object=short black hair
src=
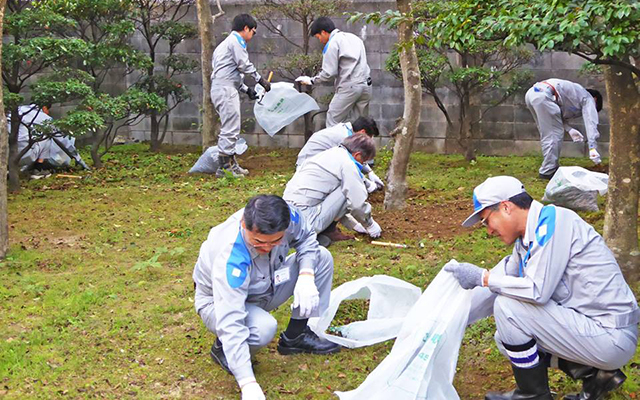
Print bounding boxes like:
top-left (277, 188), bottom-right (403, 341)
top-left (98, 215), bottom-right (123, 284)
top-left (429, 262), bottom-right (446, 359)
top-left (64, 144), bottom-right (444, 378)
top-left (352, 117), bottom-right (379, 137)
top-left (586, 88), bottom-right (603, 112)
top-left (508, 192), bottom-right (534, 210)
top-left (487, 192), bottom-right (533, 211)
top-left (341, 133), bottom-right (376, 162)
top-left (232, 14), bottom-right (257, 32)
top-left (243, 195), bottom-right (290, 234)
top-left (309, 17), bottom-right (335, 36)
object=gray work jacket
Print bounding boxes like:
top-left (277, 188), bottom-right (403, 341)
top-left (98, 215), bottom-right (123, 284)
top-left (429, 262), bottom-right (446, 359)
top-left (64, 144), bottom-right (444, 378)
top-left (211, 31), bottom-right (261, 92)
top-left (312, 29), bottom-right (371, 90)
top-left (192, 206), bottom-right (318, 383)
top-left (284, 146), bottom-right (372, 225)
top-left (488, 200), bottom-right (640, 329)
top-left (532, 79), bottom-right (600, 149)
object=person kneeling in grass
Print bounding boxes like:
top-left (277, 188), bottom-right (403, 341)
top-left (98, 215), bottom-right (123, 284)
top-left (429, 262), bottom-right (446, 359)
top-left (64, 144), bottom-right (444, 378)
top-left (448, 176), bottom-right (638, 400)
top-left (193, 194), bottom-right (340, 400)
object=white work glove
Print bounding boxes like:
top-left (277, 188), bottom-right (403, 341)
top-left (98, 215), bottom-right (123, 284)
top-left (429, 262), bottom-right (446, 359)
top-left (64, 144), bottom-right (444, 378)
top-left (364, 178), bottom-right (377, 193)
top-left (365, 219), bottom-right (382, 238)
top-left (368, 171), bottom-right (384, 190)
top-left (295, 75), bottom-right (313, 86)
top-left (568, 128), bottom-right (584, 142)
top-left (292, 273), bottom-right (319, 318)
top-left (589, 148), bottom-right (601, 164)
top-left (240, 381), bottom-right (266, 400)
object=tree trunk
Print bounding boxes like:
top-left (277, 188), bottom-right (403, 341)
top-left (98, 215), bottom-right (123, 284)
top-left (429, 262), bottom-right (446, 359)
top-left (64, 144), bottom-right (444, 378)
top-left (0, 0), bottom-right (9, 258)
top-left (459, 92), bottom-right (476, 161)
top-left (383, 0), bottom-right (422, 210)
top-left (149, 112), bottom-right (160, 152)
top-left (8, 109), bottom-right (21, 192)
top-left (91, 131), bottom-right (104, 168)
top-left (196, 0), bottom-right (219, 150)
top-left (602, 65), bottom-right (640, 280)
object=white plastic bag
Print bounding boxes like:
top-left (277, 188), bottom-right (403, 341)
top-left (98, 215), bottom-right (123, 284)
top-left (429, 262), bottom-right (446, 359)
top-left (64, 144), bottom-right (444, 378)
top-left (308, 275), bottom-right (421, 348)
top-left (188, 139), bottom-right (248, 174)
top-left (542, 166), bottom-right (608, 211)
top-left (335, 261), bottom-right (472, 400)
top-left (253, 82), bottom-right (319, 137)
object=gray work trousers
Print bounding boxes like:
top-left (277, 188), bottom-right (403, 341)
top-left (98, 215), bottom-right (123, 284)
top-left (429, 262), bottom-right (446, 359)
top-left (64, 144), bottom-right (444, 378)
top-left (211, 86), bottom-right (241, 156)
top-left (468, 285), bottom-right (638, 371)
top-left (525, 86), bottom-right (565, 176)
top-left (197, 246), bottom-right (334, 352)
top-left (296, 188), bottom-right (350, 234)
top-left (326, 83), bottom-right (372, 128)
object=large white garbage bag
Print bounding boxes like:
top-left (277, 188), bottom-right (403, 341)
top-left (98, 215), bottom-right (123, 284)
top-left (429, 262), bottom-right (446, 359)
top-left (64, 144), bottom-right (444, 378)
top-left (253, 82), bottom-right (319, 136)
top-left (335, 260), bottom-right (472, 400)
top-left (308, 275), bottom-right (422, 348)
top-left (542, 166), bottom-right (608, 211)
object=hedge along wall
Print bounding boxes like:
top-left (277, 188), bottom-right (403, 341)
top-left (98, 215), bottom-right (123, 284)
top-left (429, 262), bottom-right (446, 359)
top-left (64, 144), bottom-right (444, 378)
top-left (125, 0), bottom-right (610, 158)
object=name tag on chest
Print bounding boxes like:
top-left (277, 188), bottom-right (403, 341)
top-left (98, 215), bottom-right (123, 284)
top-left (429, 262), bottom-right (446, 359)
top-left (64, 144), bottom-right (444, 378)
top-left (273, 267), bottom-right (290, 286)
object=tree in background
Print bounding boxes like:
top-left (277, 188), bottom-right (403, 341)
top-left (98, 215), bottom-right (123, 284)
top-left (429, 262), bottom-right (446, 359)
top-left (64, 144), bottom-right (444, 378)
top-left (2, 0), bottom-right (93, 191)
top-left (195, 0), bottom-right (223, 150)
top-left (481, 0), bottom-right (639, 278)
top-left (0, 0), bottom-right (8, 258)
top-left (132, 0), bottom-right (198, 152)
top-left (384, 0), bottom-right (532, 162)
top-left (44, 0), bottom-right (165, 167)
top-left (352, 0), bottom-right (422, 210)
top-left (253, 0), bottom-right (346, 142)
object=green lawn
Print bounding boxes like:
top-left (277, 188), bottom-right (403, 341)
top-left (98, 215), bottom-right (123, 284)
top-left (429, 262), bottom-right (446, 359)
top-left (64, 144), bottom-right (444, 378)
top-left (1, 144), bottom-right (638, 399)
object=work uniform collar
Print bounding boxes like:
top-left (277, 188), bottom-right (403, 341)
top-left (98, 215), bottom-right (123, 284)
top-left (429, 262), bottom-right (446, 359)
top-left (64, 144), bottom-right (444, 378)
top-left (240, 226), bottom-right (263, 260)
top-left (323, 29), bottom-right (339, 54)
top-left (231, 31), bottom-right (247, 49)
top-left (339, 144), bottom-right (365, 176)
top-left (521, 200), bottom-right (544, 247)
top-left (344, 122), bottom-right (354, 136)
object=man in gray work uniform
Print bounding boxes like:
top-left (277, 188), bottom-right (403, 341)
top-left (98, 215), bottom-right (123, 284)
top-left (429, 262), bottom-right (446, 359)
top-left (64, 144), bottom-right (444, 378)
top-left (211, 14), bottom-right (271, 178)
top-left (525, 79), bottom-right (604, 179)
top-left (284, 134), bottom-right (382, 247)
top-left (296, 116), bottom-right (384, 193)
top-left (446, 176), bottom-right (639, 400)
top-left (193, 195), bottom-right (340, 400)
top-left (296, 17), bottom-right (371, 127)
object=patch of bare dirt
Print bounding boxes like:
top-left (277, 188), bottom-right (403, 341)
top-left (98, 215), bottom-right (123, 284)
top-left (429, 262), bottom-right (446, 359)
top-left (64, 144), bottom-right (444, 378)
top-left (237, 148), bottom-right (299, 176)
top-left (455, 365), bottom-right (514, 399)
top-left (368, 189), bottom-right (472, 240)
top-left (586, 163), bottom-right (608, 174)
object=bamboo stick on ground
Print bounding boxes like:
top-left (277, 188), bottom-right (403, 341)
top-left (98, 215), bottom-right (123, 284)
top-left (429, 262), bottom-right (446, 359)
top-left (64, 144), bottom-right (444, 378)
top-left (371, 241), bottom-right (407, 248)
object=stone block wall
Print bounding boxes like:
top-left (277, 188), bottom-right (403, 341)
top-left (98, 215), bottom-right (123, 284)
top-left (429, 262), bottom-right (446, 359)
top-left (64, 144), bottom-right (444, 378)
top-left (125, 0), bottom-right (610, 158)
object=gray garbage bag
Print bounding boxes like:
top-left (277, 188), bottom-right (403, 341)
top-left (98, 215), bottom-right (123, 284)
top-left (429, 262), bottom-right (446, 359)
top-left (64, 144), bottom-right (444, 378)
top-left (188, 138), bottom-right (248, 174)
top-left (542, 166), bottom-right (608, 212)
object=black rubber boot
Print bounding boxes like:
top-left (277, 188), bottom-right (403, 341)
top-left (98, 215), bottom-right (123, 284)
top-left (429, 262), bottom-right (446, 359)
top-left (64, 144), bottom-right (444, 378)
top-left (485, 363), bottom-right (554, 400)
top-left (558, 359), bottom-right (626, 400)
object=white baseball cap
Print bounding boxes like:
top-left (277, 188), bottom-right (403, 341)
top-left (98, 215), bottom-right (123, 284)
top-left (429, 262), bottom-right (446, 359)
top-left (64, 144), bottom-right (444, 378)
top-left (462, 176), bottom-right (526, 227)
